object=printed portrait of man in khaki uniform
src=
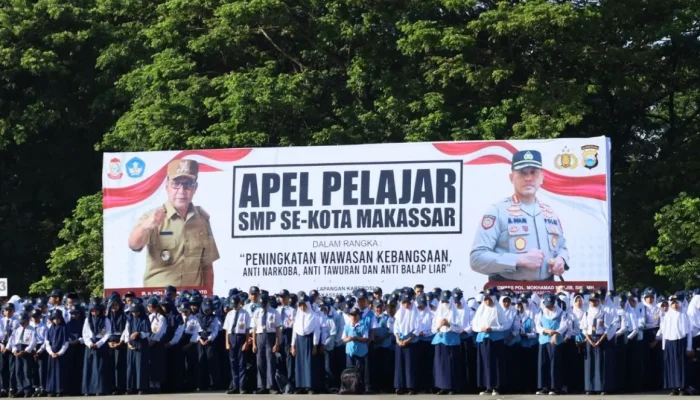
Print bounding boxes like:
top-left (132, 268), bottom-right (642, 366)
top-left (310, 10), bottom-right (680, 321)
top-left (128, 159), bottom-right (220, 288)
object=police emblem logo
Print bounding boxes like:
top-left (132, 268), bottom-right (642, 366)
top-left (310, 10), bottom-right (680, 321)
top-left (554, 147), bottom-right (578, 170)
top-left (161, 250), bottom-right (171, 261)
top-left (509, 226), bottom-right (519, 233)
top-left (514, 237), bottom-right (526, 251)
top-left (524, 151), bottom-right (534, 160)
top-left (546, 225), bottom-right (558, 234)
top-left (481, 215), bottom-right (496, 230)
top-left (581, 144), bottom-right (600, 169)
top-left (551, 236), bottom-right (558, 248)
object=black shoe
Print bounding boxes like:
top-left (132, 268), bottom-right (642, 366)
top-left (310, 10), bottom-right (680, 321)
top-left (396, 389), bottom-right (405, 395)
top-left (239, 391), bottom-right (248, 395)
top-left (226, 389), bottom-right (238, 394)
top-left (254, 389), bottom-right (268, 395)
top-left (408, 391), bottom-right (416, 395)
top-left (24, 393), bottom-right (32, 398)
top-left (294, 389), bottom-right (305, 395)
top-left (365, 390), bottom-right (375, 395)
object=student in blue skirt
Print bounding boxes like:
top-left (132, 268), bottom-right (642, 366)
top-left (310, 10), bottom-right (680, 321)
top-left (413, 294), bottom-right (433, 393)
top-left (341, 304), bottom-right (369, 393)
top-left (65, 305), bottom-right (85, 396)
top-left (471, 288), bottom-right (507, 396)
top-left (122, 302), bottom-right (151, 395)
top-left (580, 291), bottom-right (615, 395)
top-left (81, 299), bottom-right (113, 396)
top-left (431, 290), bottom-right (463, 395)
top-left (516, 296), bottom-right (538, 393)
top-left (146, 298), bottom-right (166, 393)
top-left (290, 292), bottom-right (320, 394)
top-left (45, 310), bottom-right (69, 397)
top-left (658, 295), bottom-right (694, 395)
top-left (106, 296), bottom-right (127, 395)
top-left (393, 293), bottom-right (418, 395)
top-left (535, 293), bottom-right (566, 395)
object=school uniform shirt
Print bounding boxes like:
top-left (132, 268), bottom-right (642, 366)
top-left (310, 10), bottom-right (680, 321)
top-left (342, 321), bottom-right (369, 357)
top-left (0, 316), bottom-right (19, 351)
top-left (10, 324), bottom-right (37, 353)
top-left (500, 301), bottom-right (521, 338)
top-left (687, 295), bottom-right (700, 338)
top-left (414, 308), bottom-right (433, 339)
top-left (82, 317), bottom-right (112, 348)
top-left (251, 306), bottom-right (282, 334)
top-left (194, 315), bottom-right (221, 341)
top-left (394, 305), bottom-right (419, 340)
top-left (182, 314), bottom-right (200, 342)
top-left (657, 308), bottom-right (693, 351)
top-left (223, 308), bottom-right (251, 334)
top-left (149, 314), bottom-right (167, 342)
top-left (535, 307), bottom-right (568, 344)
top-left (360, 307), bottom-right (378, 330)
top-left (642, 301), bottom-right (662, 330)
top-left (579, 306), bottom-right (615, 339)
top-left (277, 304), bottom-right (296, 330)
top-left (320, 313), bottom-right (337, 351)
top-left (620, 304), bottom-right (639, 340)
top-left (456, 304), bottom-right (473, 336)
top-left (332, 309), bottom-right (345, 345)
top-left (32, 320), bottom-right (49, 354)
top-left (290, 308), bottom-right (320, 346)
top-left (471, 297), bottom-right (508, 342)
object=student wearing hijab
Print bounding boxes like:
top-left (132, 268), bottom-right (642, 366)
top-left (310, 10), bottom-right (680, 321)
top-left (145, 298), bottom-right (166, 393)
top-left (454, 290), bottom-right (474, 393)
top-left (580, 291), bottom-right (615, 395)
top-left (158, 297), bottom-right (184, 393)
top-left (290, 292), bottom-right (320, 394)
top-left (431, 290), bottom-right (462, 395)
top-left (613, 294), bottom-right (636, 392)
top-left (498, 292), bottom-right (520, 394)
top-left (471, 288), bottom-right (507, 396)
top-left (107, 296), bottom-right (127, 395)
top-left (195, 298), bottom-right (221, 391)
top-left (66, 305), bottom-right (85, 396)
top-left (121, 302), bottom-right (151, 395)
top-left (687, 292), bottom-right (700, 394)
top-left (516, 296), bottom-right (538, 394)
top-left (81, 299), bottom-right (113, 396)
top-left (393, 293), bottom-right (418, 395)
top-left (45, 310), bottom-right (69, 397)
top-left (413, 294), bottom-right (433, 393)
top-left (658, 295), bottom-right (694, 395)
top-left (535, 293), bottom-right (566, 395)
top-left (623, 291), bottom-right (645, 393)
top-left (641, 287), bottom-right (664, 391)
top-left (318, 299), bottom-right (338, 394)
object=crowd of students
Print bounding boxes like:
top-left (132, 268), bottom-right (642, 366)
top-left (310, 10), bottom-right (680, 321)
top-left (0, 284), bottom-right (696, 397)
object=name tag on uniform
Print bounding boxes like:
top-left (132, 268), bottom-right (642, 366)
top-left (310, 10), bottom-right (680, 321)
top-left (159, 231), bottom-right (173, 236)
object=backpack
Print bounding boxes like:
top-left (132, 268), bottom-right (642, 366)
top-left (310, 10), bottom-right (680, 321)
top-left (339, 367), bottom-right (363, 395)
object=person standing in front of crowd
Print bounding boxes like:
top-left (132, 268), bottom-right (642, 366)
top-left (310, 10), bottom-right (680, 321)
top-left (224, 296), bottom-right (249, 395)
top-left (535, 293), bottom-right (566, 395)
top-left (122, 302), bottom-right (151, 395)
top-left (472, 288), bottom-right (507, 396)
top-left (393, 293), bottom-right (418, 395)
top-left (81, 299), bottom-right (113, 396)
top-left (1, 303), bottom-right (19, 398)
top-left (290, 293), bottom-right (319, 394)
top-left (45, 310), bottom-right (69, 397)
top-left (658, 295), bottom-right (694, 395)
top-left (11, 313), bottom-right (37, 397)
top-left (431, 290), bottom-right (463, 395)
top-left (31, 309), bottom-right (48, 397)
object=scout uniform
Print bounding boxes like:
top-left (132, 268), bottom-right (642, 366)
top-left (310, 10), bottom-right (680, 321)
top-left (132, 159), bottom-right (220, 287)
top-left (470, 150), bottom-right (570, 281)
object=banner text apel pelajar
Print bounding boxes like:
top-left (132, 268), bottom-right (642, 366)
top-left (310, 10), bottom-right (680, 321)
top-left (232, 160), bottom-right (464, 238)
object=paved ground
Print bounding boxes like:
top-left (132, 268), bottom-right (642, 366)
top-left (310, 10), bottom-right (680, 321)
top-left (59, 393), bottom-right (676, 399)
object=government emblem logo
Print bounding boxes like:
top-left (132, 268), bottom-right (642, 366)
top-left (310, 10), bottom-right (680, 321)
top-left (107, 158), bottom-right (123, 180)
top-left (126, 157), bottom-right (146, 178)
top-left (514, 237), bottom-right (526, 251)
top-left (581, 144), bottom-right (600, 169)
top-left (554, 147), bottom-right (578, 170)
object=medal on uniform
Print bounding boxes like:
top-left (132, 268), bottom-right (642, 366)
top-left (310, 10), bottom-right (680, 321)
top-left (550, 236), bottom-right (558, 248)
top-left (509, 226), bottom-right (519, 233)
top-left (238, 323), bottom-right (245, 330)
top-left (514, 237), bottom-right (526, 251)
top-left (161, 250), bottom-right (171, 261)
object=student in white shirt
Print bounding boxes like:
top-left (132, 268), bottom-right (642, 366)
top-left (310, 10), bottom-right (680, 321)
top-left (81, 300), bottom-right (112, 395)
top-left (11, 313), bottom-right (37, 396)
top-left (251, 293), bottom-right (282, 394)
top-left (224, 296), bottom-right (250, 395)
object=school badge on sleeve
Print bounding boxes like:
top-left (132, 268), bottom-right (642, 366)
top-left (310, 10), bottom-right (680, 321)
top-left (161, 250), bottom-right (171, 261)
top-left (481, 215), bottom-right (496, 230)
top-left (514, 237), bottom-right (526, 251)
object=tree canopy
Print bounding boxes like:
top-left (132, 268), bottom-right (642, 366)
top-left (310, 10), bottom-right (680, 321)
top-left (0, 0), bottom-right (698, 297)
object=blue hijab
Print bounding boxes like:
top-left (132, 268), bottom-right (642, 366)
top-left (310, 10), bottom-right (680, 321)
top-left (48, 319), bottom-right (67, 353)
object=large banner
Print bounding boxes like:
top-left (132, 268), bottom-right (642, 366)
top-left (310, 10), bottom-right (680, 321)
top-left (102, 138), bottom-right (611, 298)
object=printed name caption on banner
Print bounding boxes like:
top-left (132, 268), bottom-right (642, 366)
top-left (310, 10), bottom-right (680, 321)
top-left (239, 249), bottom-right (452, 277)
top-left (232, 161), bottom-right (463, 238)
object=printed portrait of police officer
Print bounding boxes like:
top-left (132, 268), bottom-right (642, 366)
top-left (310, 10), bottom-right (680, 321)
top-left (128, 159), bottom-right (220, 288)
top-left (470, 150), bottom-right (569, 281)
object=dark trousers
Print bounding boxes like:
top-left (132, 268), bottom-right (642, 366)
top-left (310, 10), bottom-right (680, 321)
top-left (0, 349), bottom-right (15, 392)
top-left (323, 347), bottom-right (336, 391)
top-left (14, 351), bottom-right (35, 393)
top-left (538, 343), bottom-right (563, 391)
top-left (228, 334), bottom-right (245, 391)
top-left (255, 333), bottom-right (276, 390)
top-left (277, 329), bottom-right (293, 392)
top-left (197, 339), bottom-right (219, 390)
top-left (34, 351), bottom-right (47, 391)
top-left (345, 355), bottom-right (366, 393)
top-left (108, 343), bottom-right (127, 393)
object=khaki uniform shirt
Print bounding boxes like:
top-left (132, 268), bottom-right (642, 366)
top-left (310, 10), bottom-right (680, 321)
top-left (470, 194), bottom-right (569, 281)
top-left (137, 202), bottom-right (220, 287)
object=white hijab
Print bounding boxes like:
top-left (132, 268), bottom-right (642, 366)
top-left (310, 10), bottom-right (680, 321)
top-left (686, 295), bottom-right (700, 333)
top-left (471, 295), bottom-right (507, 331)
top-left (571, 295), bottom-right (585, 321)
top-left (661, 304), bottom-right (691, 348)
top-left (293, 304), bottom-right (318, 336)
top-left (394, 302), bottom-right (419, 336)
top-left (434, 299), bottom-right (460, 330)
